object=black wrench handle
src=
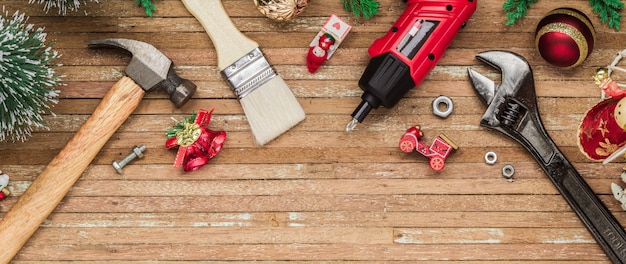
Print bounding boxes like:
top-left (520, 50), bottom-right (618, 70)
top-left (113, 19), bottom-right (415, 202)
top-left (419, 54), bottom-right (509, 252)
top-left (501, 115), bottom-right (626, 263)
top-left (545, 151), bottom-right (626, 263)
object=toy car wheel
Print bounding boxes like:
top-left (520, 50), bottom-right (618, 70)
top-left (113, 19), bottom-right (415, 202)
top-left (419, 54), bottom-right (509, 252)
top-left (399, 136), bottom-right (416, 153)
top-left (429, 157), bottom-right (445, 171)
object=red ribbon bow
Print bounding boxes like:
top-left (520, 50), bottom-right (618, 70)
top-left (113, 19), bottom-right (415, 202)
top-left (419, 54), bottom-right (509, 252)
top-left (165, 109), bottom-right (226, 172)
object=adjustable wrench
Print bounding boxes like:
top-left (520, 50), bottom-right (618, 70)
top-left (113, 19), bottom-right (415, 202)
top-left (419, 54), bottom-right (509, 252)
top-left (468, 50), bottom-right (626, 263)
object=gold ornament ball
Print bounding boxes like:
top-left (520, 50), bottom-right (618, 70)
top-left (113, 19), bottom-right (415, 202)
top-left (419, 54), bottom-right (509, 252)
top-left (254, 0), bottom-right (308, 21)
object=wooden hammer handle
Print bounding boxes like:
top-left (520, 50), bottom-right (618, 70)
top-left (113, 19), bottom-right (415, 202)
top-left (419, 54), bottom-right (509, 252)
top-left (0, 76), bottom-right (145, 262)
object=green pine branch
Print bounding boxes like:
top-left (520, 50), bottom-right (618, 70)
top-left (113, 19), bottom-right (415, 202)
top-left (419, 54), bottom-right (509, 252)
top-left (137, 0), bottom-right (157, 17)
top-left (503, 0), bottom-right (624, 30)
top-left (342, 0), bottom-right (379, 19)
top-left (590, 0), bottom-right (624, 30)
top-left (502, 0), bottom-right (538, 26)
top-left (166, 113), bottom-right (197, 138)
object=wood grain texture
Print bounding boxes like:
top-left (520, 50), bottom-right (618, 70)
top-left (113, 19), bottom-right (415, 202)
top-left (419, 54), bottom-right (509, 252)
top-left (0, 0), bottom-right (625, 262)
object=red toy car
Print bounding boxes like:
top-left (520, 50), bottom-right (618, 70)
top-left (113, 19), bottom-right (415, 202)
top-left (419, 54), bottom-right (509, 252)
top-left (399, 125), bottom-right (458, 171)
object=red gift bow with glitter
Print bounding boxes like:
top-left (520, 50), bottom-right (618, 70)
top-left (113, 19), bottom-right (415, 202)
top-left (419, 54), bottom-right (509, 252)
top-left (165, 109), bottom-right (226, 171)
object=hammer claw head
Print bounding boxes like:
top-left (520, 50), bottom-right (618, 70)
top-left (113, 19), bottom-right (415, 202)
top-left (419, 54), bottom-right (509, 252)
top-left (88, 38), bottom-right (196, 108)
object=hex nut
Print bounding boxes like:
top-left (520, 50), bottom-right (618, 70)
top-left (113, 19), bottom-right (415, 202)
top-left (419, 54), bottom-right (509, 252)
top-left (502, 164), bottom-right (515, 179)
top-left (432, 96), bottom-right (454, 118)
top-left (484, 151), bottom-right (497, 165)
top-left (132, 146), bottom-right (145, 159)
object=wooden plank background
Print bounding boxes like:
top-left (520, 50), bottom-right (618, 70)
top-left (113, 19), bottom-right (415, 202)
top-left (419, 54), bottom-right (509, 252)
top-left (0, 0), bottom-right (625, 262)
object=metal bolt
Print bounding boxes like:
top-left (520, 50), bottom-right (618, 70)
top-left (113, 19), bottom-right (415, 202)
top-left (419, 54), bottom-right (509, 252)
top-left (112, 145), bottom-right (147, 174)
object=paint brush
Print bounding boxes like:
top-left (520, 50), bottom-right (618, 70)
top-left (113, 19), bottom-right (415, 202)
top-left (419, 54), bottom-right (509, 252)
top-left (182, 0), bottom-right (305, 145)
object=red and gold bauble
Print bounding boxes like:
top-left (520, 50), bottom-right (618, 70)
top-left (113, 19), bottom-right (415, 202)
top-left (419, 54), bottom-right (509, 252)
top-left (535, 8), bottom-right (596, 68)
top-left (578, 97), bottom-right (626, 160)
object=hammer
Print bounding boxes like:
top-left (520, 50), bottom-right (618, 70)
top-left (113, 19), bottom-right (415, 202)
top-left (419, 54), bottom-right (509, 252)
top-left (0, 38), bottom-right (196, 262)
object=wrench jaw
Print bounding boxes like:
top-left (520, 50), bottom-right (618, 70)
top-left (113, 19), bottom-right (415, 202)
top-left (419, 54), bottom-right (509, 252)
top-left (468, 51), bottom-right (556, 164)
top-left (467, 66), bottom-right (534, 133)
top-left (469, 50), bottom-right (537, 111)
top-left (467, 68), bottom-right (495, 105)
top-left (467, 67), bottom-right (501, 128)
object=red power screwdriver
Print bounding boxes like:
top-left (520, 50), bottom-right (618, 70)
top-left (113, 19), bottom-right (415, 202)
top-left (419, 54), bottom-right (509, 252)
top-left (346, 0), bottom-right (477, 131)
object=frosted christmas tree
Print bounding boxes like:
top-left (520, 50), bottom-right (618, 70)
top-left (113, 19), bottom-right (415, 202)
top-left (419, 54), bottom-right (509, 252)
top-left (29, 0), bottom-right (157, 16)
top-left (28, 0), bottom-right (93, 15)
top-left (0, 10), bottom-right (62, 142)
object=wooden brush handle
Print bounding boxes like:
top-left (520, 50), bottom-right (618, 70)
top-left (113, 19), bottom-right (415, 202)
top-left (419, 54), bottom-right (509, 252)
top-left (181, 0), bottom-right (258, 70)
top-left (0, 76), bottom-right (145, 262)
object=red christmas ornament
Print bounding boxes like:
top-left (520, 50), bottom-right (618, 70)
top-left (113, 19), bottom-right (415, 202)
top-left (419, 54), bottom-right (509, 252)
top-left (535, 8), bottom-right (596, 68)
top-left (578, 96), bottom-right (626, 160)
top-left (165, 109), bottom-right (226, 172)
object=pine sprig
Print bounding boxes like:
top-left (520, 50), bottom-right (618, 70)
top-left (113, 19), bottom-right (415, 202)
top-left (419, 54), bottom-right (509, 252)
top-left (166, 112), bottom-right (197, 139)
top-left (502, 0), bottom-right (538, 26)
top-left (137, 0), bottom-right (157, 17)
top-left (503, 0), bottom-right (624, 30)
top-left (0, 10), bottom-right (62, 142)
top-left (590, 0), bottom-right (624, 30)
top-left (342, 0), bottom-right (379, 19)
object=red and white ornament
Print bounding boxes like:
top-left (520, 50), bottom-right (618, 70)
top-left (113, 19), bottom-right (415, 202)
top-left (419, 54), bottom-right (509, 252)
top-left (0, 170), bottom-right (10, 200)
top-left (579, 50), bottom-right (626, 163)
top-left (307, 33), bottom-right (335, 73)
top-left (535, 8), bottom-right (596, 68)
top-left (578, 96), bottom-right (626, 160)
top-left (306, 14), bottom-right (351, 73)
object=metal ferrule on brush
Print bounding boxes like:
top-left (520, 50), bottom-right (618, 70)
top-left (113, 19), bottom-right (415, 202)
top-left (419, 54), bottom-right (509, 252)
top-left (221, 48), bottom-right (277, 99)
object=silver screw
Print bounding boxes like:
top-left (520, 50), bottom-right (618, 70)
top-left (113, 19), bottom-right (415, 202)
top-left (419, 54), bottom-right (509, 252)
top-left (112, 145), bottom-right (147, 174)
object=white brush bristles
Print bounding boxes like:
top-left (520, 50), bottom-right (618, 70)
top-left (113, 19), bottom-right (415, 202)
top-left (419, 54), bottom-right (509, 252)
top-left (239, 76), bottom-right (305, 145)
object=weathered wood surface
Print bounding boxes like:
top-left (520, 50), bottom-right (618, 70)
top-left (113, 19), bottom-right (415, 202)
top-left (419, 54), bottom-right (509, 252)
top-left (0, 0), bottom-right (625, 262)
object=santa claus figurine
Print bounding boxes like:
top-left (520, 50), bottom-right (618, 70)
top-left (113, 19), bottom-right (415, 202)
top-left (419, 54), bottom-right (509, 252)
top-left (307, 33), bottom-right (335, 73)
